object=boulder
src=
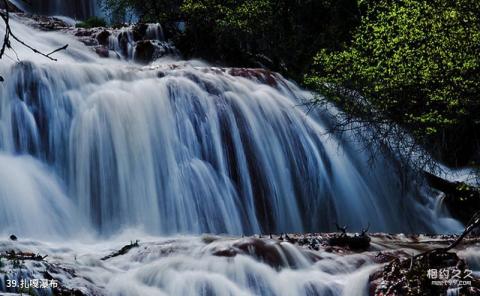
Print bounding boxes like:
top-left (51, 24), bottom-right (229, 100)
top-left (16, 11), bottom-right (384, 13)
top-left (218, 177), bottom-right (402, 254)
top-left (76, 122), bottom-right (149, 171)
top-left (117, 31), bottom-right (130, 57)
top-left (132, 23), bottom-right (148, 41)
top-left (95, 46), bottom-right (109, 58)
top-left (96, 30), bottom-right (111, 46)
top-left (134, 40), bottom-right (155, 64)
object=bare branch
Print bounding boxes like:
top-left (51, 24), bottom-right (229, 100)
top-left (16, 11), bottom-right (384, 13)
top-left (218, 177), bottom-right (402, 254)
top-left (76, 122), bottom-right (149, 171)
top-left (334, 222), bottom-right (348, 236)
top-left (360, 222), bottom-right (370, 236)
top-left (0, 0), bottom-right (68, 79)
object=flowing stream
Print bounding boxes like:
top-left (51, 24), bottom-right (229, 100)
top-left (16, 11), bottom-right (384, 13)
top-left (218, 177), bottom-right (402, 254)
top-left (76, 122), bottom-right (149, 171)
top-left (0, 7), bottom-right (464, 296)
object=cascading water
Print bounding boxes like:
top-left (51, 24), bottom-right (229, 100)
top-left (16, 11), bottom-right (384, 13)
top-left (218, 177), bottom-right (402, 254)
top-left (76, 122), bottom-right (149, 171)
top-left (0, 11), bottom-right (465, 296)
top-left (12, 0), bottom-right (99, 19)
top-left (0, 13), bottom-right (460, 238)
top-left (105, 23), bottom-right (177, 62)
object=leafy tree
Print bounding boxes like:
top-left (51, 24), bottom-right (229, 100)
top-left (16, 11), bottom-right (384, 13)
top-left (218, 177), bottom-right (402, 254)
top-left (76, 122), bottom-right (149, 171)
top-left (76, 16), bottom-right (107, 28)
top-left (101, 0), bottom-right (183, 23)
top-left (179, 0), bottom-right (359, 80)
top-left (306, 0), bottom-right (480, 167)
top-left (101, 0), bottom-right (360, 80)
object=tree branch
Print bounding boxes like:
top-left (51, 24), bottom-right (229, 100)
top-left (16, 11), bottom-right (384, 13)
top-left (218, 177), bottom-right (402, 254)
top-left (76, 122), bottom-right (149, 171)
top-left (0, 0), bottom-right (68, 80)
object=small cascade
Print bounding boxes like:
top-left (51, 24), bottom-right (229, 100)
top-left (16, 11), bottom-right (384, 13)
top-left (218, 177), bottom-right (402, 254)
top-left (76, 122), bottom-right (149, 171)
top-left (72, 22), bottom-right (177, 62)
top-left (103, 23), bottom-right (177, 62)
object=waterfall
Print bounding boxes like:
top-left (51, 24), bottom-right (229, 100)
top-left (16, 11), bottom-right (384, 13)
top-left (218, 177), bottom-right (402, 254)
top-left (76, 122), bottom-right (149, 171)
top-left (12, 0), bottom-right (99, 19)
top-left (0, 15), bottom-right (461, 238)
top-left (0, 153), bottom-right (80, 238)
top-left (0, 8), bottom-right (469, 296)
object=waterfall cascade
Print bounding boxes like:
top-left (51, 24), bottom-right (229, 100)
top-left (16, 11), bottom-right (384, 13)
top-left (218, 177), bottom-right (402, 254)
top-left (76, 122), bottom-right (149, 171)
top-left (105, 23), bottom-right (177, 62)
top-left (0, 6), bottom-right (468, 296)
top-left (0, 14), bottom-right (460, 238)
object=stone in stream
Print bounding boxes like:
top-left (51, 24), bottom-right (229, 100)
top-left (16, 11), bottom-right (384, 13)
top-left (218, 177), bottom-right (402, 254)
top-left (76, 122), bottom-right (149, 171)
top-left (95, 45), bottom-right (110, 58)
top-left (134, 40), bottom-right (155, 64)
top-left (96, 30), bottom-right (111, 46)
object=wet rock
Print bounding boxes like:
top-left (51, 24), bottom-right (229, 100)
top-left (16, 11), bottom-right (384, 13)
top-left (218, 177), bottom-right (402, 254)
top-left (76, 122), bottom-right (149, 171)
top-left (210, 237), bottom-right (322, 269)
top-left (212, 248), bottom-right (237, 257)
top-left (96, 30), bottom-right (111, 46)
top-left (1, 250), bottom-right (48, 261)
top-left (77, 36), bottom-right (97, 46)
top-left (134, 40), bottom-right (155, 64)
top-left (372, 250), bottom-right (474, 295)
top-left (117, 31), bottom-right (130, 57)
top-left (75, 29), bottom-right (94, 37)
top-left (233, 238), bottom-right (286, 268)
top-left (26, 15), bottom-right (71, 31)
top-left (95, 46), bottom-right (109, 58)
top-left (328, 234), bottom-right (371, 250)
top-left (132, 23), bottom-right (148, 41)
top-left (8, 14), bottom-right (177, 62)
top-left (425, 172), bottom-right (480, 224)
top-left (229, 68), bottom-right (279, 87)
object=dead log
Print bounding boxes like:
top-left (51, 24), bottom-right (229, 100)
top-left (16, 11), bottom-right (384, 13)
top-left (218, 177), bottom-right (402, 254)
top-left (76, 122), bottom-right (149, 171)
top-left (328, 223), bottom-right (371, 250)
top-left (1, 250), bottom-right (48, 261)
top-left (101, 240), bottom-right (139, 261)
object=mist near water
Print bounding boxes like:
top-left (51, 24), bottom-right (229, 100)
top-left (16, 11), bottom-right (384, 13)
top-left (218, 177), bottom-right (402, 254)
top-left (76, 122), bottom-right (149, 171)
top-left (0, 14), bottom-right (461, 239)
top-left (0, 8), bottom-right (466, 296)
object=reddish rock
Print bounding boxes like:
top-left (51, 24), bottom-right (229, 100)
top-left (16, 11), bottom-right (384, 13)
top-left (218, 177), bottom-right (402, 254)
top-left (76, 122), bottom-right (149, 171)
top-left (95, 46), bottom-right (109, 58)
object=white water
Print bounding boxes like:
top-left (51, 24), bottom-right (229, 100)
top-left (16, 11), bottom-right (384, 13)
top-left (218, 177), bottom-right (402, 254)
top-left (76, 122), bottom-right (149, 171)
top-left (0, 235), bottom-right (378, 296)
top-left (0, 12), bottom-right (461, 237)
top-left (105, 23), bottom-right (177, 61)
top-left (1, 235), bottom-right (478, 296)
top-left (0, 154), bottom-right (79, 238)
top-left (0, 11), bottom-right (465, 296)
top-left (12, 0), bottom-right (99, 19)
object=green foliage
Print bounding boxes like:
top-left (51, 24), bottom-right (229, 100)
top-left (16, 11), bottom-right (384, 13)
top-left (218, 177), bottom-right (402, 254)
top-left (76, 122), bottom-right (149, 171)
top-left (306, 0), bottom-right (480, 166)
top-left (179, 0), bottom-right (273, 66)
top-left (99, 0), bottom-right (480, 166)
top-left (181, 0), bottom-right (272, 34)
top-left (179, 0), bottom-right (359, 80)
top-left (101, 0), bottom-right (359, 80)
top-left (76, 16), bottom-right (107, 28)
top-left (101, 0), bottom-right (182, 23)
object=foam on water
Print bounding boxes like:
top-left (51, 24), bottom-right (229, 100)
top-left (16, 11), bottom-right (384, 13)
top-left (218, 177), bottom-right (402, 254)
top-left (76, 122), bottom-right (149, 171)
top-left (0, 236), bottom-right (377, 295)
top-left (0, 10), bottom-right (467, 296)
top-left (0, 14), bottom-right (462, 237)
